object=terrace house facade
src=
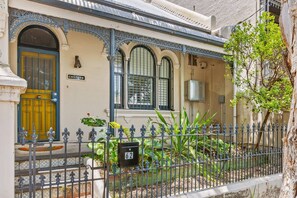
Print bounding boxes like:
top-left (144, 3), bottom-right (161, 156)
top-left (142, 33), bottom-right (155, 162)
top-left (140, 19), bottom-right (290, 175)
top-left (0, 1), bottom-right (284, 197)
top-left (2, 0), bottom-right (232, 142)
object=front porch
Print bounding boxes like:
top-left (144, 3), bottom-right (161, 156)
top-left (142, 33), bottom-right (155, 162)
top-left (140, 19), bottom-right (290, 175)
top-left (8, 7), bottom-right (231, 143)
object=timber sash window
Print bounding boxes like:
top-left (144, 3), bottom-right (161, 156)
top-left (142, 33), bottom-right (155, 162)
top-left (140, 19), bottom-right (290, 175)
top-left (128, 46), bottom-right (155, 109)
top-left (159, 57), bottom-right (172, 110)
top-left (115, 45), bottom-right (173, 110)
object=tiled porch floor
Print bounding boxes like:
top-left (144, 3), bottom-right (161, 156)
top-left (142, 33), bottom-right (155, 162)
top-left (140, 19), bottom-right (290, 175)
top-left (15, 143), bottom-right (92, 158)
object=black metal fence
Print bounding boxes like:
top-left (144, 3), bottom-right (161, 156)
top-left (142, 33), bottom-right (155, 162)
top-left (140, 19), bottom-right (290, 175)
top-left (15, 123), bottom-right (284, 198)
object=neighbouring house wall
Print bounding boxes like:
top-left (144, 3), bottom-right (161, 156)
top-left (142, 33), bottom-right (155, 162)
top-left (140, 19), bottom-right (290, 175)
top-left (167, 0), bottom-right (260, 29)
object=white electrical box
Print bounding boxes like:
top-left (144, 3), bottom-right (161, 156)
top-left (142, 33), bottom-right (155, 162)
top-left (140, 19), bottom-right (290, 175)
top-left (187, 80), bottom-right (205, 101)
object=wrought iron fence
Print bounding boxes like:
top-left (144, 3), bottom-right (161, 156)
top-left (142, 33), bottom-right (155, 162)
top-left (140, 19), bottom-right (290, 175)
top-left (15, 123), bottom-right (284, 198)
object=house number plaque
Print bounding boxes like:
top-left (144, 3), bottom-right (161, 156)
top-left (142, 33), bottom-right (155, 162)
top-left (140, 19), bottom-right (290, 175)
top-left (67, 74), bottom-right (86, 81)
top-left (118, 142), bottom-right (139, 168)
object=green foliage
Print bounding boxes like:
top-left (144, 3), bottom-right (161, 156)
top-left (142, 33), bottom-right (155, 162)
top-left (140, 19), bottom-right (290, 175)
top-left (88, 109), bottom-right (231, 180)
top-left (88, 122), bottom-right (169, 170)
top-left (149, 108), bottom-right (217, 159)
top-left (81, 113), bottom-right (106, 127)
top-left (150, 109), bottom-right (231, 178)
top-left (224, 12), bottom-right (292, 113)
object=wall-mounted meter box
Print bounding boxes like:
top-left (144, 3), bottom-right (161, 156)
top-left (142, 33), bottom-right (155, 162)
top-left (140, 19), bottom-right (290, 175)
top-left (187, 80), bottom-right (205, 101)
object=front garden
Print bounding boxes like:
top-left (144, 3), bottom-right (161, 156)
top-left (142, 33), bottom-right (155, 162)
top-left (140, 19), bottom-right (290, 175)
top-left (87, 110), bottom-right (283, 197)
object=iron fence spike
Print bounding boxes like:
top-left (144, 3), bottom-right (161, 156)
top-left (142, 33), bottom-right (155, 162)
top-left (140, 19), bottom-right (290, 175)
top-left (130, 125), bottom-right (135, 139)
top-left (119, 125), bottom-right (124, 139)
top-left (62, 128), bottom-right (70, 143)
top-left (140, 125), bottom-right (146, 137)
top-left (151, 125), bottom-right (156, 136)
top-left (89, 128), bottom-right (97, 142)
top-left (76, 128), bottom-right (84, 143)
top-left (47, 127), bottom-right (55, 143)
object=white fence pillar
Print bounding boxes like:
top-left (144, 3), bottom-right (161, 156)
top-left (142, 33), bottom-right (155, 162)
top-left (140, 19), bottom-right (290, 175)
top-left (0, 1), bottom-right (27, 197)
top-left (0, 64), bottom-right (27, 198)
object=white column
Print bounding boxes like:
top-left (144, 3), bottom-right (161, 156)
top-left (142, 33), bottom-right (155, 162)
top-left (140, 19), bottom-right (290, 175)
top-left (123, 57), bottom-right (129, 109)
top-left (0, 1), bottom-right (27, 197)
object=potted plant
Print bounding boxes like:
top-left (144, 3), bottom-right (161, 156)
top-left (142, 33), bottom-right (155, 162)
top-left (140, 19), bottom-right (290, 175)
top-left (81, 113), bottom-right (107, 140)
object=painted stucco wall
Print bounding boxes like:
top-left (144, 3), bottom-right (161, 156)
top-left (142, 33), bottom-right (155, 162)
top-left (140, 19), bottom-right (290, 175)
top-left (10, 31), bottom-right (110, 141)
top-left (183, 56), bottom-right (233, 125)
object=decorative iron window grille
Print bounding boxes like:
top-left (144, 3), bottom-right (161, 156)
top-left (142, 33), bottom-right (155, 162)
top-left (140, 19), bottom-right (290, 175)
top-left (159, 57), bottom-right (172, 110)
top-left (128, 46), bottom-right (155, 109)
top-left (114, 50), bottom-right (124, 108)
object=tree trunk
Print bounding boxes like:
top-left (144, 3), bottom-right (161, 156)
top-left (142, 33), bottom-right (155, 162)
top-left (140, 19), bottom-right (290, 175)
top-left (279, 1), bottom-right (297, 197)
top-left (254, 111), bottom-right (271, 150)
top-left (279, 81), bottom-right (297, 197)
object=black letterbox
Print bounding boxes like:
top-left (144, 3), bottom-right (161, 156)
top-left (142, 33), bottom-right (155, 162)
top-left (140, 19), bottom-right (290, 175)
top-left (118, 142), bottom-right (139, 168)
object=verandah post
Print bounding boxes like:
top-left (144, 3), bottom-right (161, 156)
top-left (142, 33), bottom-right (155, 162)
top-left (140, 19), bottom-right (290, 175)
top-left (108, 29), bottom-right (115, 135)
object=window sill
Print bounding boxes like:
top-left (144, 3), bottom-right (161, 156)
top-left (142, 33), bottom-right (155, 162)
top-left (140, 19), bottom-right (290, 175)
top-left (104, 109), bottom-right (179, 119)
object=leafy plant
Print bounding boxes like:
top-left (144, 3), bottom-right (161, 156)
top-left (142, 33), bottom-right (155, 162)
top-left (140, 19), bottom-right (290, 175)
top-left (224, 12), bottom-right (292, 148)
top-left (88, 122), bottom-right (169, 169)
top-left (81, 113), bottom-right (106, 127)
top-left (149, 108), bottom-right (231, 178)
top-left (88, 109), bottom-right (231, 180)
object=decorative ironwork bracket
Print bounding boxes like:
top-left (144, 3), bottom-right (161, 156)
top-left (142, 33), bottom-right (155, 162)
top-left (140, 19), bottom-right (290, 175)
top-left (9, 8), bottom-right (224, 59)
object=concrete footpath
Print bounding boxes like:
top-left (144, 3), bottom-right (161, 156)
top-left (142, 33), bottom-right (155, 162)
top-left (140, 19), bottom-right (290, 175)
top-left (171, 174), bottom-right (282, 198)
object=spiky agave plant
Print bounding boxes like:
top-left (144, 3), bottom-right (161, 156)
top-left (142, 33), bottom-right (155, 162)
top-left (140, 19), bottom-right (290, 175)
top-left (149, 108), bottom-right (232, 179)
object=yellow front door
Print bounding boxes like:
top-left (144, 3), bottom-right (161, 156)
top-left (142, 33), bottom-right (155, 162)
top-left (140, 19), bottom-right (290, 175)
top-left (20, 51), bottom-right (57, 141)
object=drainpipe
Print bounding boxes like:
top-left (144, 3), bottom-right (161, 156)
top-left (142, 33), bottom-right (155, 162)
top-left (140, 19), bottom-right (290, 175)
top-left (109, 29), bottom-right (115, 134)
top-left (180, 45), bottom-right (186, 114)
top-left (233, 59), bottom-right (237, 128)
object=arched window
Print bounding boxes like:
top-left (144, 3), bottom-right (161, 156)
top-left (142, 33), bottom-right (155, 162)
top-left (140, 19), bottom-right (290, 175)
top-left (159, 57), bottom-right (172, 110)
top-left (128, 46), bottom-right (155, 109)
top-left (18, 25), bottom-right (59, 51)
top-left (114, 50), bottom-right (124, 108)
